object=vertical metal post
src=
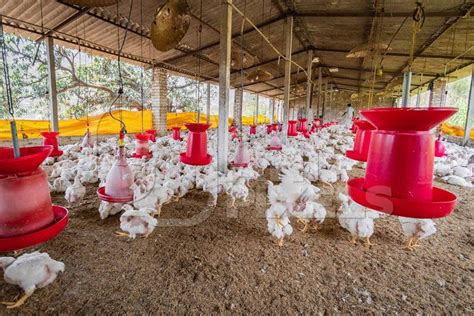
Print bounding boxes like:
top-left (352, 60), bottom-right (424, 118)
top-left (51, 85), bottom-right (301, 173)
top-left (269, 97), bottom-right (275, 123)
top-left (46, 36), bottom-right (59, 132)
top-left (217, 0), bottom-right (232, 172)
top-left (401, 71), bottom-right (412, 107)
top-left (282, 15), bottom-right (293, 144)
top-left (305, 50), bottom-right (313, 119)
top-left (206, 82), bottom-right (211, 124)
top-left (317, 67), bottom-right (322, 117)
top-left (415, 87), bottom-right (421, 107)
top-left (462, 65), bottom-right (474, 146)
top-left (255, 94), bottom-right (259, 124)
top-left (322, 79), bottom-right (328, 118)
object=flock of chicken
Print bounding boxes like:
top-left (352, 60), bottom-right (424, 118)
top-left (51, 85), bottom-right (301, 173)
top-left (1, 121), bottom-right (473, 308)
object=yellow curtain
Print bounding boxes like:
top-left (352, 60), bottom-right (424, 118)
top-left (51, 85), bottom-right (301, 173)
top-left (440, 122), bottom-right (474, 139)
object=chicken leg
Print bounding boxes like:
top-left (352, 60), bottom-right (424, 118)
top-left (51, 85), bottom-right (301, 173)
top-left (350, 236), bottom-right (358, 244)
top-left (365, 237), bottom-right (376, 247)
top-left (296, 218), bottom-right (309, 233)
top-left (2, 288), bottom-right (34, 309)
top-left (114, 231), bottom-right (130, 238)
top-left (277, 238), bottom-right (284, 247)
top-left (404, 237), bottom-right (416, 251)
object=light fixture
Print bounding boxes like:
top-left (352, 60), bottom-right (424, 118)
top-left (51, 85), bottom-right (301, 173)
top-left (312, 57), bottom-right (320, 63)
top-left (329, 67), bottom-right (339, 73)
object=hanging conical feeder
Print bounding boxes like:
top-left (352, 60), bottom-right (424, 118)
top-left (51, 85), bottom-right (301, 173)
top-left (145, 129), bottom-right (157, 142)
top-left (347, 107), bottom-right (458, 219)
top-left (249, 125), bottom-right (257, 135)
top-left (231, 138), bottom-right (250, 168)
top-left (298, 118), bottom-right (308, 133)
top-left (434, 134), bottom-right (446, 157)
top-left (266, 124), bottom-right (274, 134)
top-left (267, 133), bottom-right (283, 151)
top-left (346, 120), bottom-right (376, 162)
top-left (0, 146), bottom-right (69, 252)
top-left (98, 146), bottom-right (134, 203)
top-left (180, 123), bottom-right (212, 165)
top-left (41, 131), bottom-right (63, 157)
top-left (80, 128), bottom-right (93, 150)
top-left (310, 118), bottom-right (322, 132)
top-left (172, 126), bottom-right (182, 141)
top-left (350, 118), bottom-right (359, 133)
top-left (150, 0), bottom-right (191, 52)
top-left (287, 120), bottom-right (298, 137)
top-left (132, 133), bottom-right (152, 159)
top-left (61, 0), bottom-right (120, 7)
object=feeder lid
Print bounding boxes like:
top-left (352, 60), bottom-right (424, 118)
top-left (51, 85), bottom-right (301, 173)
top-left (360, 107), bottom-right (457, 131)
top-left (353, 119), bottom-right (376, 130)
top-left (185, 123), bottom-right (210, 132)
top-left (135, 133), bottom-right (151, 141)
top-left (97, 186), bottom-right (133, 203)
top-left (40, 131), bottom-right (60, 137)
top-left (0, 146), bottom-right (53, 175)
top-left (0, 206), bottom-right (68, 252)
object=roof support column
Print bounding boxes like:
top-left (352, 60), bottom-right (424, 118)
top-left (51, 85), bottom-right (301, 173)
top-left (46, 36), bottom-right (59, 132)
top-left (401, 71), bottom-right (412, 107)
top-left (305, 50), bottom-right (313, 120)
top-left (233, 87), bottom-right (243, 128)
top-left (317, 67), bottom-right (322, 117)
top-left (206, 82), bottom-right (211, 124)
top-left (255, 94), bottom-right (259, 124)
top-left (217, 0), bottom-right (232, 172)
top-left (462, 65), bottom-right (474, 146)
top-left (282, 15), bottom-right (293, 144)
top-left (269, 97), bottom-right (275, 123)
top-left (151, 66), bottom-right (168, 135)
top-left (322, 79), bottom-right (328, 118)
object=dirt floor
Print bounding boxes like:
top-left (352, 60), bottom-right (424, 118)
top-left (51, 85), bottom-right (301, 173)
top-left (1, 166), bottom-right (473, 314)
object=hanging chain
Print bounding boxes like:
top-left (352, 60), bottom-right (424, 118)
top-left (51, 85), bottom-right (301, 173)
top-left (408, 1), bottom-right (425, 69)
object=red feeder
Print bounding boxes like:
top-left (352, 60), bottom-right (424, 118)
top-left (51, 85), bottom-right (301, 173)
top-left (0, 146), bottom-right (68, 251)
top-left (298, 118), bottom-right (308, 133)
top-left (172, 126), bottom-right (182, 141)
top-left (287, 120), bottom-right (298, 136)
top-left (347, 107), bottom-right (458, 219)
top-left (434, 134), bottom-right (446, 157)
top-left (266, 124), bottom-right (274, 134)
top-left (40, 131), bottom-right (63, 157)
top-left (132, 133), bottom-right (152, 159)
top-left (267, 134), bottom-right (283, 151)
top-left (145, 129), bottom-right (157, 142)
top-left (231, 139), bottom-right (250, 168)
top-left (98, 146), bottom-right (134, 203)
top-left (346, 120), bottom-right (376, 162)
top-left (250, 125), bottom-right (257, 135)
top-left (180, 123), bottom-right (212, 165)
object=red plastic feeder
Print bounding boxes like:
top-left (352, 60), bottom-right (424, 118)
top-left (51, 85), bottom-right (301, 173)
top-left (434, 134), bottom-right (446, 157)
top-left (231, 139), bottom-right (250, 168)
top-left (267, 134), bottom-right (283, 151)
top-left (249, 125), bottom-right (257, 135)
top-left (172, 126), bottom-right (182, 141)
top-left (287, 120), bottom-right (298, 136)
top-left (98, 146), bottom-right (134, 203)
top-left (346, 120), bottom-right (376, 162)
top-left (40, 131), bottom-right (63, 157)
top-left (132, 133), bottom-right (152, 159)
top-left (145, 129), bottom-right (157, 142)
top-left (0, 146), bottom-right (68, 251)
top-left (298, 118), bottom-right (308, 133)
top-left (180, 123), bottom-right (212, 165)
top-left (347, 107), bottom-right (458, 219)
top-left (266, 124), bottom-right (274, 134)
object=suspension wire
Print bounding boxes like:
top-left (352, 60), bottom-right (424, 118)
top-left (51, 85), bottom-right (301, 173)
top-left (195, 0), bottom-right (203, 123)
top-left (140, 0), bottom-right (144, 132)
top-left (32, 0), bottom-right (45, 65)
top-left (238, 0), bottom-right (247, 132)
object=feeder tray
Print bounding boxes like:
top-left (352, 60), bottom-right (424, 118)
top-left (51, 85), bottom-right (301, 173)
top-left (266, 145), bottom-right (282, 151)
top-left (348, 107), bottom-right (458, 219)
top-left (345, 120), bottom-right (376, 162)
top-left (97, 186), bottom-right (133, 203)
top-left (0, 206), bottom-right (68, 252)
top-left (180, 123), bottom-right (212, 166)
top-left (287, 120), bottom-right (298, 137)
top-left (0, 146), bottom-right (52, 175)
top-left (41, 132), bottom-right (63, 157)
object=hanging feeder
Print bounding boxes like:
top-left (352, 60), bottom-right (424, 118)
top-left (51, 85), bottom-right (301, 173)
top-left (0, 146), bottom-right (68, 252)
top-left (347, 107), bottom-right (458, 219)
top-left (172, 126), bottom-right (182, 141)
top-left (132, 133), bottom-right (152, 159)
top-left (266, 124), bottom-right (274, 134)
top-left (62, 0), bottom-right (120, 7)
top-left (267, 133), bottom-right (283, 151)
top-left (346, 120), bottom-right (376, 162)
top-left (230, 138), bottom-right (250, 168)
top-left (145, 129), bottom-right (157, 142)
top-left (350, 118), bottom-right (359, 133)
top-left (150, 0), bottom-right (191, 52)
top-left (229, 125), bottom-right (238, 139)
top-left (97, 133), bottom-right (134, 203)
top-left (249, 125), bottom-right (257, 135)
top-left (41, 131), bottom-right (63, 157)
top-left (434, 134), bottom-right (446, 157)
top-left (180, 123), bottom-right (212, 165)
top-left (298, 118), bottom-right (308, 133)
top-left (287, 120), bottom-right (298, 137)
top-left (310, 118), bottom-right (322, 132)
top-left (80, 128), bottom-right (93, 150)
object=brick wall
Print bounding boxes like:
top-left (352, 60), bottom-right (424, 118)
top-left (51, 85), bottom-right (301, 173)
top-left (233, 87), bottom-right (242, 127)
top-left (151, 67), bottom-right (169, 135)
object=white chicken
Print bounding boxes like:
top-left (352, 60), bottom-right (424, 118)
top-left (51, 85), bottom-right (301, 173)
top-left (266, 202), bottom-right (293, 246)
top-left (399, 217), bottom-right (437, 251)
top-left (116, 205), bottom-right (158, 239)
top-left (226, 177), bottom-right (249, 207)
top-left (442, 175), bottom-right (472, 187)
top-left (98, 201), bottom-right (124, 219)
top-left (0, 252), bottom-right (64, 309)
top-left (64, 173), bottom-right (86, 204)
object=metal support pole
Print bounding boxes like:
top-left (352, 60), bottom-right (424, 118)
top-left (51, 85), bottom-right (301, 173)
top-left (401, 71), bottom-right (412, 107)
top-left (282, 15), bottom-right (293, 144)
top-left (322, 79), bottom-right (328, 118)
top-left (217, 0), bottom-right (232, 172)
top-left (206, 82), bottom-right (211, 124)
top-left (317, 67), bottom-right (322, 117)
top-left (255, 94), bottom-right (259, 124)
top-left (305, 50), bottom-right (313, 119)
top-left (269, 97), bottom-right (275, 123)
top-left (46, 36), bottom-right (59, 132)
top-left (462, 65), bottom-right (474, 146)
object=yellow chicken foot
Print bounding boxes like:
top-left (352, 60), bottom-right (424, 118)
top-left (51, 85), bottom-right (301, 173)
top-left (230, 198), bottom-right (236, 208)
top-left (312, 221), bottom-right (319, 231)
top-left (411, 237), bottom-right (421, 248)
top-left (277, 238), bottom-right (284, 247)
top-left (350, 235), bottom-right (358, 244)
top-left (2, 291), bottom-right (33, 309)
top-left (296, 218), bottom-right (309, 233)
top-left (365, 237), bottom-right (376, 247)
top-left (114, 231), bottom-right (130, 238)
top-left (404, 237), bottom-right (415, 251)
top-left (153, 207), bottom-right (161, 218)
